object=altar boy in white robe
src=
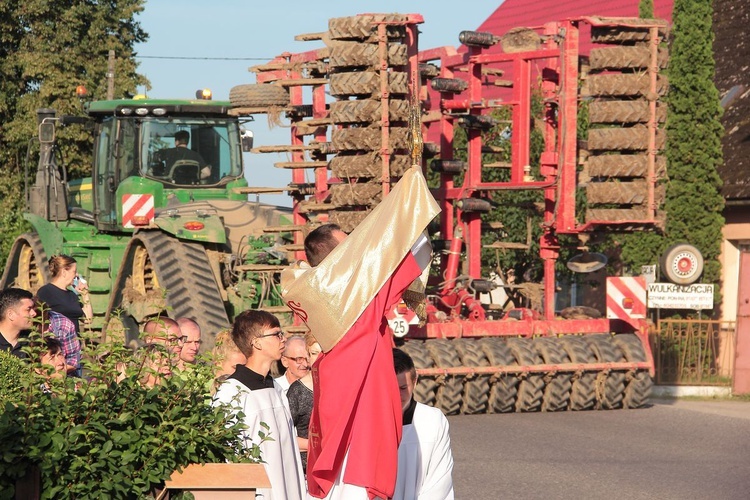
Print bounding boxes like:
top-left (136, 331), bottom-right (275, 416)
top-left (392, 348), bottom-right (455, 500)
top-left (214, 310), bottom-right (306, 500)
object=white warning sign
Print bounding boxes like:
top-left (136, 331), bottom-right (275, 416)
top-left (647, 283), bottom-right (714, 310)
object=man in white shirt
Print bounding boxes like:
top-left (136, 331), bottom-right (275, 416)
top-left (213, 310), bottom-right (305, 500)
top-left (273, 335), bottom-right (309, 395)
top-left (392, 347), bottom-right (455, 500)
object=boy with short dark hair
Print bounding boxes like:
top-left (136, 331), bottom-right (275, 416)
top-left (213, 310), bottom-right (305, 500)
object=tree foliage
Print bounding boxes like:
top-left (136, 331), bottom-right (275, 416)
top-left (0, 0), bottom-right (149, 267)
top-left (639, 0), bottom-right (655, 18)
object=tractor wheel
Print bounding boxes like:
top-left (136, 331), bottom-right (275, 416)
top-left (329, 71), bottom-right (408, 97)
top-left (589, 47), bottom-right (668, 71)
top-left (328, 42), bottom-right (408, 69)
top-left (588, 101), bottom-right (666, 124)
top-left (586, 74), bottom-right (668, 98)
top-left (328, 15), bottom-right (408, 40)
top-left (532, 338), bottom-right (572, 412)
top-left (425, 339), bottom-right (464, 416)
top-left (588, 126), bottom-right (665, 151)
top-left (331, 127), bottom-right (410, 152)
top-left (330, 153), bottom-right (413, 178)
top-left (329, 98), bottom-right (410, 124)
top-left (105, 231), bottom-right (230, 350)
top-left (587, 154), bottom-right (666, 178)
top-left (613, 333), bottom-right (653, 409)
top-left (585, 334), bottom-right (626, 410)
top-left (660, 243), bottom-right (704, 285)
top-left (401, 340), bottom-right (437, 406)
top-left (506, 338), bottom-right (544, 412)
top-left (479, 338), bottom-right (518, 413)
top-left (453, 339), bottom-right (490, 414)
top-left (560, 336), bottom-right (597, 411)
top-left (229, 84), bottom-right (290, 108)
top-left (331, 182), bottom-right (383, 207)
top-left (0, 233), bottom-right (50, 293)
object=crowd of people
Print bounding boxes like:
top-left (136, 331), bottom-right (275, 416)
top-left (0, 167), bottom-right (455, 499)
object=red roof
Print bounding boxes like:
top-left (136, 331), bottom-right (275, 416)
top-left (478, 0), bottom-right (673, 34)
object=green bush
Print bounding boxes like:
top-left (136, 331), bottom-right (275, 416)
top-left (0, 334), bottom-right (260, 499)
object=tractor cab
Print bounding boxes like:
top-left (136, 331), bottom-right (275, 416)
top-left (69, 94), bottom-right (251, 232)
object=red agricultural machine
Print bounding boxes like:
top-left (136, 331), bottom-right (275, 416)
top-left (228, 14), bottom-right (668, 414)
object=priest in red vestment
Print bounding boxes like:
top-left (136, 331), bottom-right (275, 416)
top-left (281, 166), bottom-right (439, 499)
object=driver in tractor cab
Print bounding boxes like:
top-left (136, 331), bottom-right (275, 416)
top-left (151, 130), bottom-right (211, 184)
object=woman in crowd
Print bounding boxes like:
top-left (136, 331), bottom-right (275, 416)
top-left (286, 333), bottom-right (322, 472)
top-left (36, 255), bottom-right (93, 339)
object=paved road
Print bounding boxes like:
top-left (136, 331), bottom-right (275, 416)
top-left (448, 399), bottom-right (750, 499)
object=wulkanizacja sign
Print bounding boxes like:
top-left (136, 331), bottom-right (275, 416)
top-left (647, 283), bottom-right (714, 310)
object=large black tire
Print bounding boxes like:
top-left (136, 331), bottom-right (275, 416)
top-left (560, 336), bottom-right (597, 411)
top-left (613, 333), bottom-right (653, 409)
top-left (586, 180), bottom-right (650, 205)
top-left (453, 339), bottom-right (490, 414)
top-left (588, 126), bottom-right (666, 152)
top-left (328, 210), bottom-right (371, 233)
top-left (105, 231), bottom-right (230, 350)
top-left (425, 339), bottom-right (464, 415)
top-left (401, 340), bottom-right (437, 406)
top-left (330, 182), bottom-right (383, 207)
top-left (0, 233), bottom-right (50, 293)
top-left (329, 71), bottom-right (408, 97)
top-left (589, 47), bottom-right (668, 71)
top-left (328, 15), bottom-right (408, 40)
top-left (587, 74), bottom-right (668, 98)
top-left (479, 338), bottom-right (518, 413)
top-left (532, 338), bottom-right (572, 412)
top-left (229, 84), bottom-right (290, 108)
top-left (506, 338), bottom-right (544, 412)
top-left (660, 243), bottom-right (704, 285)
top-left (331, 127), bottom-right (410, 151)
top-left (585, 334), bottom-right (626, 410)
top-left (330, 153), bottom-right (412, 178)
top-left (588, 101), bottom-right (666, 124)
top-left (586, 155), bottom-right (666, 178)
top-left (328, 42), bottom-right (408, 69)
top-left (329, 99), bottom-right (410, 124)
top-left (590, 23), bottom-right (667, 44)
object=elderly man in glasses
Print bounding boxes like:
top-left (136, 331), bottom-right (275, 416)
top-left (274, 335), bottom-right (309, 396)
top-left (213, 310), bottom-right (305, 500)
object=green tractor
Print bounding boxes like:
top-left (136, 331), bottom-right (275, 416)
top-left (0, 95), bottom-right (292, 348)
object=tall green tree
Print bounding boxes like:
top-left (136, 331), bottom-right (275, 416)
top-left (663, 0), bottom-right (724, 293)
top-left (0, 0), bottom-right (148, 264)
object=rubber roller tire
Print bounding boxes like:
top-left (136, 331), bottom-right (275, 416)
top-left (453, 339), bottom-right (490, 414)
top-left (479, 338), bottom-right (518, 413)
top-left (585, 334), bottom-right (626, 410)
top-left (613, 333), bottom-right (653, 409)
top-left (425, 339), bottom-right (464, 416)
top-left (401, 340), bottom-right (437, 407)
top-left (560, 336), bottom-right (597, 411)
top-left (506, 338), bottom-right (544, 412)
top-left (229, 84), bottom-right (290, 108)
top-left (532, 338), bottom-right (572, 412)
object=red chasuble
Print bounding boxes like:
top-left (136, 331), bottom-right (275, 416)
top-left (307, 253), bottom-right (422, 499)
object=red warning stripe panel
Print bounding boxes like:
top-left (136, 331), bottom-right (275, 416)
top-left (122, 194), bottom-right (154, 228)
top-left (607, 277), bottom-right (646, 320)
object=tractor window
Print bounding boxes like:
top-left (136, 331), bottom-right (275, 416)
top-left (139, 118), bottom-right (242, 186)
top-left (93, 118), bottom-right (117, 227)
top-left (117, 119), bottom-right (137, 181)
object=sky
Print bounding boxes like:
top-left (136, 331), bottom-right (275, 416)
top-left (135, 1), bottom-right (498, 206)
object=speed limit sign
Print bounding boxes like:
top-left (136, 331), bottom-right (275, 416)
top-left (388, 317), bottom-right (410, 338)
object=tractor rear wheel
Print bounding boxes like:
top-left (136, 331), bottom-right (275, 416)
top-left (0, 233), bottom-right (49, 293)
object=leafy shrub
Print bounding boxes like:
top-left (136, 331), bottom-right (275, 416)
top-left (0, 333), bottom-right (260, 499)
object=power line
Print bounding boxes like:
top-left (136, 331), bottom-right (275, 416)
top-left (137, 55), bottom-right (273, 61)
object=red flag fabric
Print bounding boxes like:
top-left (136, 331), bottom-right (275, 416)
top-left (307, 253), bottom-right (422, 499)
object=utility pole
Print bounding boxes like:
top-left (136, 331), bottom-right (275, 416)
top-left (107, 50), bottom-right (115, 100)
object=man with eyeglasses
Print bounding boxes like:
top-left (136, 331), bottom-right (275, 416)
top-left (176, 317), bottom-right (202, 369)
top-left (143, 317), bottom-right (183, 356)
top-left (274, 335), bottom-right (308, 396)
top-left (213, 310), bottom-right (305, 500)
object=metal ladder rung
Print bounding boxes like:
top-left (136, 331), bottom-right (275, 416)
top-left (274, 161), bottom-right (329, 169)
